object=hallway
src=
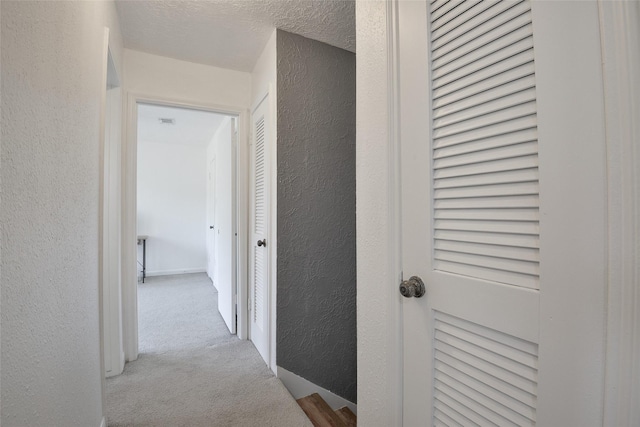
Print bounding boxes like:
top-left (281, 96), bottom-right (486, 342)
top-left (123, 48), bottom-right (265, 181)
top-left (105, 274), bottom-right (311, 426)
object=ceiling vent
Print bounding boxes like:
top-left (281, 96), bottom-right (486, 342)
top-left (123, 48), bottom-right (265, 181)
top-left (158, 118), bottom-right (175, 125)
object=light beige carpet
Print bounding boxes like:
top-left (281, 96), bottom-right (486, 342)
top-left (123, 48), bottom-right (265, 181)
top-left (105, 273), bottom-right (312, 427)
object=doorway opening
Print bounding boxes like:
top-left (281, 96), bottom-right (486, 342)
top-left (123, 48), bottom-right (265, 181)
top-left (135, 103), bottom-right (238, 352)
top-left (120, 97), bottom-right (250, 363)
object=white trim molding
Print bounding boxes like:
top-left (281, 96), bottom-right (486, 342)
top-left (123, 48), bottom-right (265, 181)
top-left (98, 25), bottom-right (110, 416)
top-left (355, 0), bottom-right (403, 425)
top-left (268, 83), bottom-right (278, 375)
top-left (277, 366), bottom-right (357, 415)
top-left (122, 92), bottom-right (139, 362)
top-left (599, 1), bottom-right (640, 425)
top-left (100, 416), bottom-right (106, 427)
top-left (386, 0), bottom-right (404, 425)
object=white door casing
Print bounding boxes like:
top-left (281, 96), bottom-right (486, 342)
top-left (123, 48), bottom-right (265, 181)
top-left (100, 34), bottom-right (124, 379)
top-left (231, 119), bottom-right (239, 334)
top-left (249, 96), bottom-right (270, 364)
top-left (103, 84), bottom-right (124, 377)
top-left (399, 1), bottom-right (607, 426)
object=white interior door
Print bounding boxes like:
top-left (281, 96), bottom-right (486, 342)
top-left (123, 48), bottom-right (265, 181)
top-left (399, 1), bottom-right (607, 425)
top-left (216, 119), bottom-right (236, 334)
top-left (249, 97), bottom-right (270, 364)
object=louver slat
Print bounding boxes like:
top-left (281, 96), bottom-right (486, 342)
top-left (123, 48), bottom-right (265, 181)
top-left (434, 218), bottom-right (538, 235)
top-left (253, 246), bottom-right (263, 325)
top-left (434, 260), bottom-right (537, 289)
top-left (432, 0), bottom-right (481, 24)
top-left (434, 388), bottom-right (492, 426)
top-left (431, 1), bottom-right (502, 38)
top-left (434, 408), bottom-right (465, 427)
top-left (432, 1), bottom-right (530, 54)
top-left (435, 250), bottom-right (539, 276)
top-left (433, 155), bottom-right (538, 180)
top-left (435, 404), bottom-right (474, 427)
top-left (434, 168), bottom-right (538, 189)
top-left (434, 239), bottom-right (539, 262)
top-left (433, 40), bottom-right (535, 90)
top-left (434, 181), bottom-right (539, 200)
top-left (433, 142), bottom-right (538, 169)
top-left (432, 23), bottom-right (533, 79)
top-left (434, 229), bottom-right (539, 249)
top-left (434, 207), bottom-right (538, 221)
top-left (433, 102), bottom-right (536, 140)
top-left (253, 116), bottom-right (266, 327)
top-left (433, 312), bottom-right (538, 426)
top-left (429, 0), bottom-right (540, 290)
top-left (433, 75), bottom-right (536, 120)
top-left (435, 362), bottom-right (536, 423)
top-left (433, 88), bottom-right (537, 130)
top-left (432, 51), bottom-right (534, 100)
top-left (431, 0), bottom-right (468, 23)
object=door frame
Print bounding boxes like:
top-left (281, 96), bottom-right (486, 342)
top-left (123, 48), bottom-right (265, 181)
top-left (122, 92), bottom-right (250, 361)
top-left (101, 40), bottom-right (124, 379)
top-left (355, 0), bottom-right (639, 424)
top-left (355, 0), bottom-right (403, 425)
top-left (599, 1), bottom-right (640, 424)
top-left (98, 25), bottom-right (122, 418)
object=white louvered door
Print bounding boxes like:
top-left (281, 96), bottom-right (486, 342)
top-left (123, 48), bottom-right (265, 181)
top-left (250, 97), bottom-right (270, 364)
top-left (400, 1), bottom-right (607, 425)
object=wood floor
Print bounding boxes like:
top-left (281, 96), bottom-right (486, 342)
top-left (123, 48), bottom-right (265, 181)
top-left (297, 393), bottom-right (356, 427)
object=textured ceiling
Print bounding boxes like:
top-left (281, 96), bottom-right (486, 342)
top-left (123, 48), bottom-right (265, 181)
top-left (115, 0), bottom-right (355, 72)
top-left (137, 104), bottom-right (228, 147)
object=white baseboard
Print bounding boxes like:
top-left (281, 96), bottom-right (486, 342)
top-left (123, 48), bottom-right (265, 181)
top-left (277, 366), bottom-right (357, 415)
top-left (100, 416), bottom-right (106, 427)
top-left (145, 268), bottom-right (206, 277)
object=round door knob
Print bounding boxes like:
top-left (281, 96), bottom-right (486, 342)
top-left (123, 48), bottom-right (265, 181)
top-left (399, 276), bottom-right (426, 298)
top-left (209, 226), bottom-right (214, 229)
top-left (257, 239), bottom-right (266, 247)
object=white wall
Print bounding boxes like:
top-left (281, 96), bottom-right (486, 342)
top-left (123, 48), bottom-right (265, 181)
top-left (1, 1), bottom-right (123, 425)
top-left (137, 141), bottom-right (208, 275)
top-left (251, 31), bottom-right (277, 106)
top-left (251, 29), bottom-right (279, 373)
top-left (125, 49), bottom-right (252, 107)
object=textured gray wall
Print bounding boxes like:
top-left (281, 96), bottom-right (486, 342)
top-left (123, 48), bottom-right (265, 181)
top-left (276, 30), bottom-right (356, 403)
